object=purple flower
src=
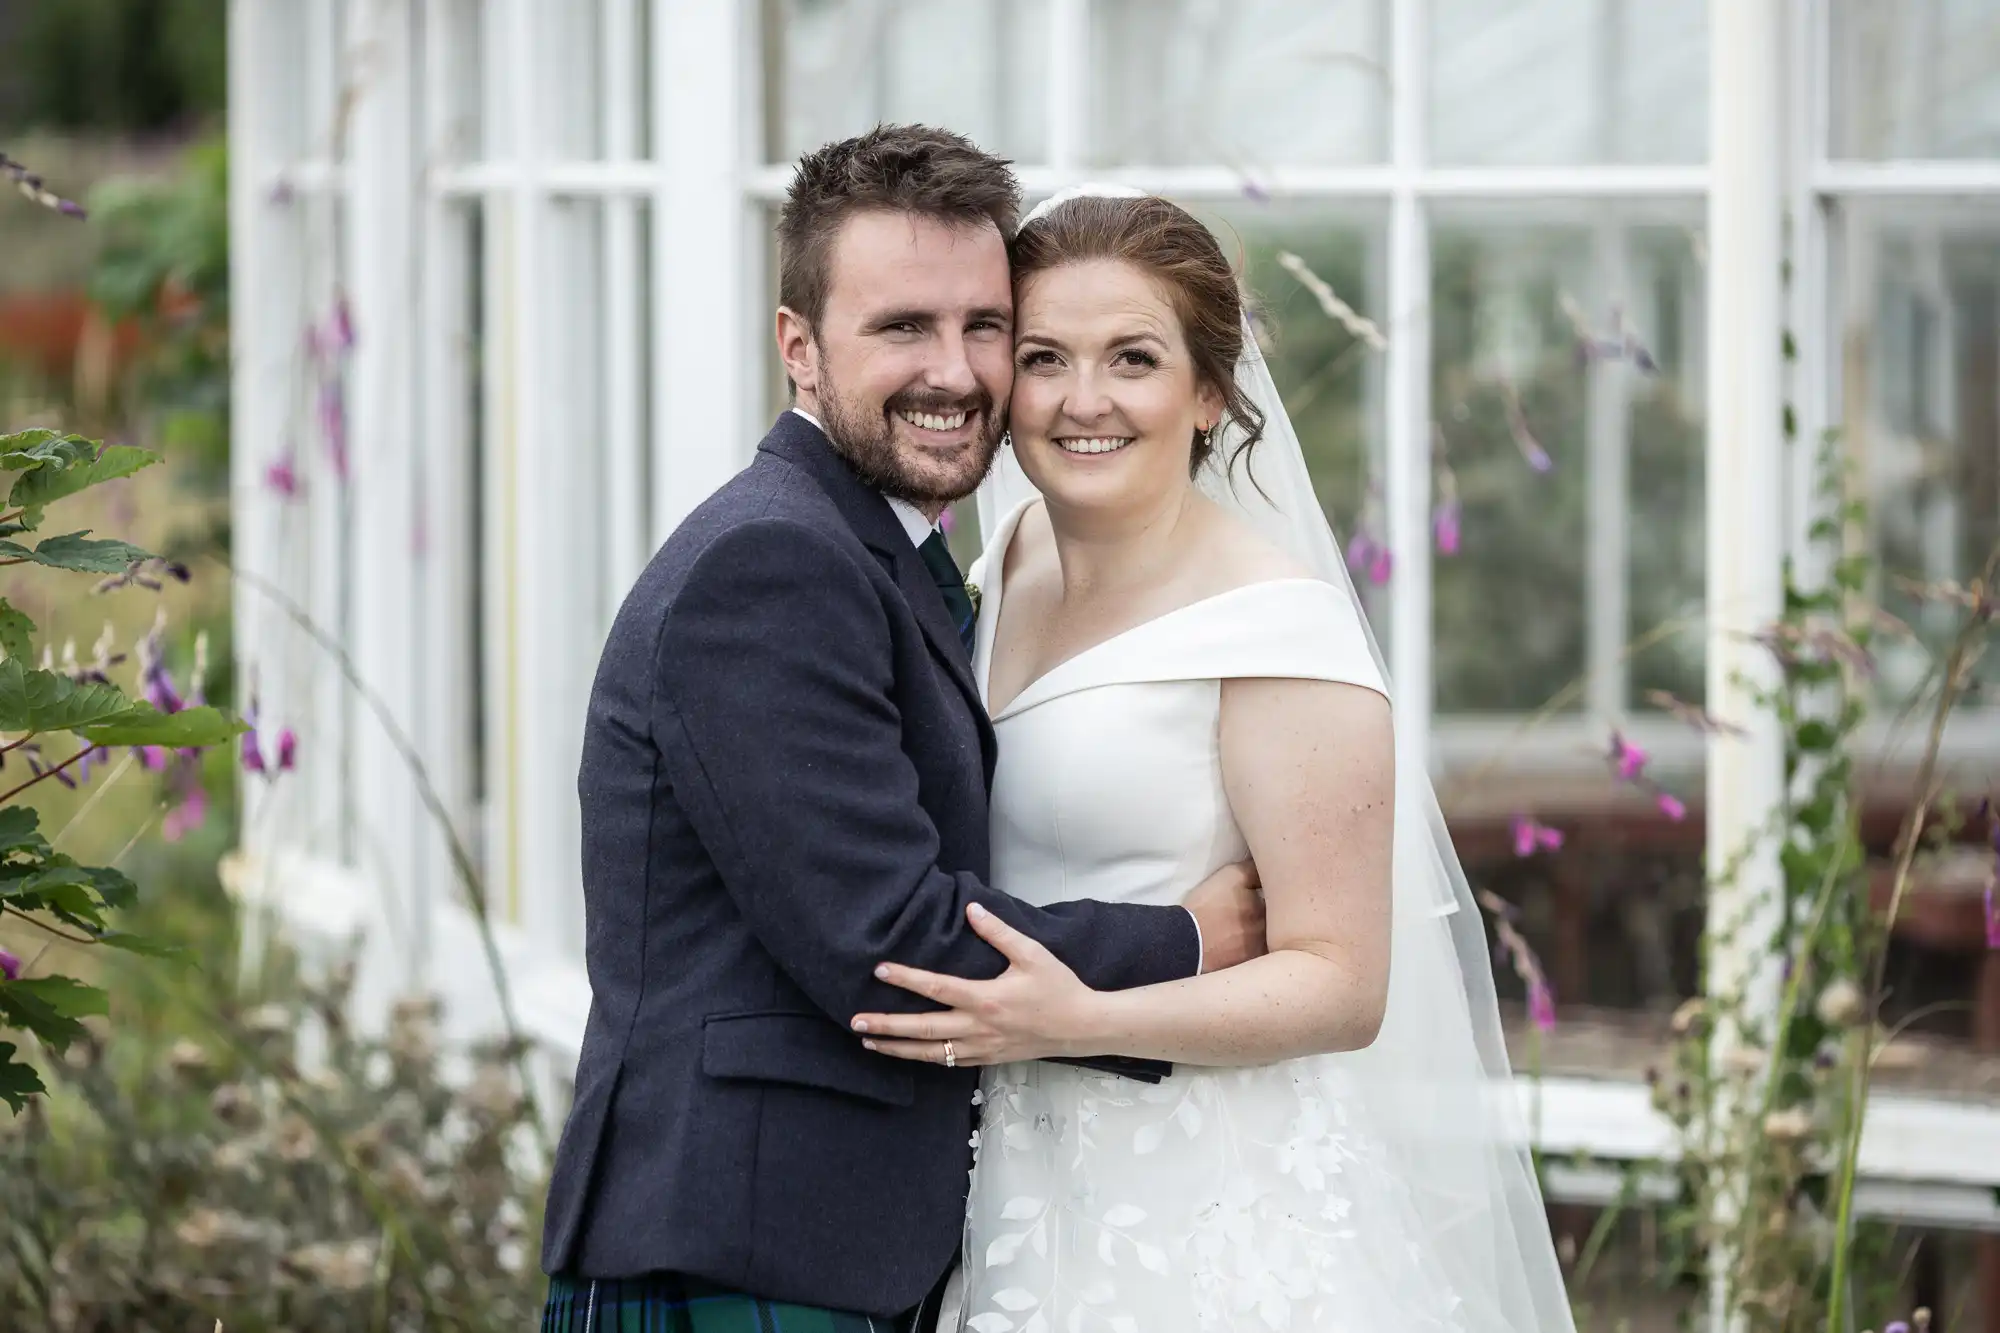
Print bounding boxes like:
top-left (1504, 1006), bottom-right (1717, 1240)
top-left (1887, 1323), bottom-right (1911, 1333)
top-left (136, 745), bottom-right (169, 772)
top-left (265, 453), bottom-right (301, 500)
top-left (1503, 386), bottom-right (1554, 472)
top-left (241, 726), bottom-right (266, 774)
top-left (1510, 815), bottom-right (1564, 857)
top-left (1239, 175), bottom-right (1270, 204)
top-left (1432, 499), bottom-right (1461, 556)
top-left (1609, 731), bottom-right (1649, 781)
top-left (144, 665), bottom-right (184, 715)
top-left (331, 296), bottom-right (356, 354)
top-left (318, 379), bottom-right (350, 481)
top-left (938, 507), bottom-right (955, 537)
top-left (1, 151), bottom-right (87, 218)
top-left (0, 946), bottom-right (20, 982)
top-left (275, 728), bottom-right (298, 772)
top-left (163, 784), bottom-right (208, 842)
top-left (1657, 792), bottom-right (1687, 821)
top-left (1345, 531), bottom-right (1394, 585)
top-left (1985, 876), bottom-right (1999, 951)
top-left (1529, 979), bottom-right (1558, 1033)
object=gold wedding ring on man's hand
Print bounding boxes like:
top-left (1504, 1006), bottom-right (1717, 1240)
top-left (944, 1040), bottom-right (957, 1069)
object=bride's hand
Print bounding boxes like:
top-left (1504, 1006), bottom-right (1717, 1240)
top-left (851, 903), bottom-right (1103, 1067)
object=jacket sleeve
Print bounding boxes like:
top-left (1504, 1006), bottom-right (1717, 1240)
top-left (651, 516), bottom-right (1202, 1028)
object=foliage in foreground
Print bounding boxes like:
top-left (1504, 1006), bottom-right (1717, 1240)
top-left (0, 426), bottom-right (243, 1111)
top-left (0, 877), bottom-right (548, 1332)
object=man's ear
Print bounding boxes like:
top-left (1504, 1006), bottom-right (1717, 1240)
top-left (776, 307), bottom-right (818, 398)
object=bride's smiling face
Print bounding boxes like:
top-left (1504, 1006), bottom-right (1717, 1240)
top-left (1009, 259), bottom-right (1223, 516)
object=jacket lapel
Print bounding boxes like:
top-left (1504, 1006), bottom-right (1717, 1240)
top-left (757, 414), bottom-right (995, 770)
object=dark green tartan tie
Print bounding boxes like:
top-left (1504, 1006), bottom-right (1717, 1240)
top-left (917, 529), bottom-right (977, 656)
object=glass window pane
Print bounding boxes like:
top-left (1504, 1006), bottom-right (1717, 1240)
top-left (432, 0), bottom-right (486, 163)
top-left (1431, 208), bottom-right (1707, 714)
top-left (764, 0), bottom-right (1050, 165)
top-left (1834, 204), bottom-right (2000, 702)
top-left (1088, 0), bottom-right (1389, 168)
top-left (539, 0), bottom-right (603, 159)
top-left (1830, 0), bottom-right (2000, 161)
top-left (1430, 0), bottom-right (1707, 166)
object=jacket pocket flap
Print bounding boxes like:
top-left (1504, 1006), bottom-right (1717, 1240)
top-left (701, 1011), bottom-right (916, 1108)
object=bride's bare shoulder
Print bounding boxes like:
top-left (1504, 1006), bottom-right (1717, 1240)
top-left (998, 496), bottom-right (1056, 581)
top-left (1195, 497), bottom-right (1314, 588)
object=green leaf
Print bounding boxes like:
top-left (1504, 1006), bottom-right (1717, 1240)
top-left (0, 530), bottom-right (156, 574)
top-left (0, 978), bottom-right (103, 1051)
top-left (1795, 720), bottom-right (1840, 752)
top-left (0, 429), bottom-right (96, 472)
top-left (0, 805), bottom-right (45, 855)
top-left (0, 659), bottom-right (134, 733)
top-left (95, 931), bottom-right (186, 961)
top-left (0, 1041), bottom-right (47, 1112)
top-left (1832, 554), bottom-right (1872, 593)
top-left (3, 976), bottom-right (108, 1020)
top-left (0, 598), bottom-right (33, 661)
top-left (7, 442), bottom-right (159, 516)
top-left (77, 703), bottom-right (245, 748)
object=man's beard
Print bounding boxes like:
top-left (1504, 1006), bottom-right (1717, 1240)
top-left (814, 361), bottom-right (1004, 508)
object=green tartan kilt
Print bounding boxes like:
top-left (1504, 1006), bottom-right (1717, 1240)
top-left (541, 1272), bottom-right (912, 1333)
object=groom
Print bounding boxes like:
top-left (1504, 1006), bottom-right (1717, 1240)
top-left (539, 125), bottom-right (1264, 1331)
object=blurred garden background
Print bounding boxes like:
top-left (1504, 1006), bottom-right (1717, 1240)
top-left (2, 1), bottom-right (1997, 1330)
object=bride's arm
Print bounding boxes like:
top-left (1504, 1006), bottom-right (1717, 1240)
top-left (1077, 676), bottom-right (1394, 1063)
top-left (851, 677), bottom-right (1395, 1067)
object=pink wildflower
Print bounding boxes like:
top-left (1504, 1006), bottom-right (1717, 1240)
top-left (163, 784), bottom-right (208, 842)
top-left (1433, 499), bottom-right (1461, 555)
top-left (1510, 815), bottom-right (1565, 857)
top-left (1529, 979), bottom-right (1558, 1033)
top-left (0, 946), bottom-right (20, 982)
top-left (1610, 731), bottom-right (1649, 781)
top-left (264, 453), bottom-right (301, 499)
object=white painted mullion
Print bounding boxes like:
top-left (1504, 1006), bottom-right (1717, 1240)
top-left (1812, 160), bottom-right (2000, 196)
top-left (1585, 220), bottom-right (1633, 723)
top-left (1385, 0), bottom-right (1434, 773)
top-left (652, 0), bottom-right (750, 541)
top-left (345, 0), bottom-right (423, 968)
top-left (1705, 2), bottom-right (1789, 1327)
top-left (413, 0), bottom-right (477, 969)
top-left (1047, 0), bottom-right (1089, 176)
top-left (1786, 0), bottom-right (1832, 580)
top-left (736, 162), bottom-right (1708, 204)
top-left (602, 0), bottom-right (647, 605)
top-left (500, 0), bottom-right (550, 932)
top-left (228, 0), bottom-right (300, 852)
top-left (304, 0), bottom-right (350, 862)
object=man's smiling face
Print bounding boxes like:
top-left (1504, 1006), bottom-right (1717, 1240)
top-left (782, 209), bottom-right (1014, 511)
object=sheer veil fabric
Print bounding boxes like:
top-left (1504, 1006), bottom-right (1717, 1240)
top-left (968, 185), bottom-right (1576, 1332)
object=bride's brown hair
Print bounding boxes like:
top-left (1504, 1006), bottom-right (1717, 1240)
top-left (1010, 195), bottom-right (1266, 476)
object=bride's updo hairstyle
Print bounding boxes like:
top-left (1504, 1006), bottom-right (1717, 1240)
top-left (1011, 195), bottom-right (1266, 477)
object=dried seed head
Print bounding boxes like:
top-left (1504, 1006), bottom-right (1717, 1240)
top-left (1814, 978), bottom-right (1866, 1028)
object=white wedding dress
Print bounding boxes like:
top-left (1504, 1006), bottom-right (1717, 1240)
top-left (953, 499), bottom-right (1474, 1333)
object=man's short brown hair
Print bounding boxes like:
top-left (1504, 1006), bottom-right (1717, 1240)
top-left (777, 124), bottom-right (1021, 333)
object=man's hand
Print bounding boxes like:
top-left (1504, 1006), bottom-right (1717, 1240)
top-left (1183, 860), bottom-right (1267, 973)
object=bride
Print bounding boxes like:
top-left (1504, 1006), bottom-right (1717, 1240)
top-left (850, 187), bottom-right (1576, 1333)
